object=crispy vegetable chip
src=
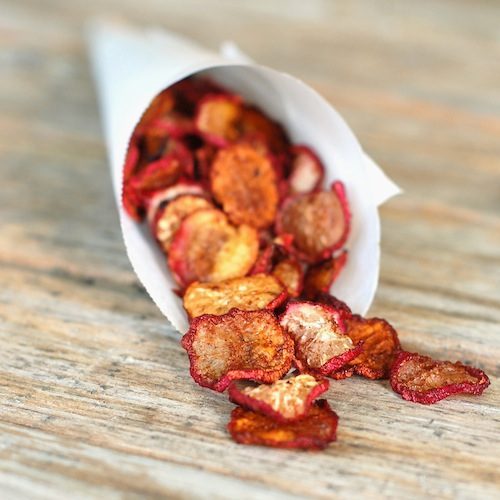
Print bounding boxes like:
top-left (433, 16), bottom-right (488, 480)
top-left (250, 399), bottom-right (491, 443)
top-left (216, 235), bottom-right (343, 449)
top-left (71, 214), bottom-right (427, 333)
top-left (272, 258), bottom-right (303, 298)
top-left (238, 105), bottom-right (289, 155)
top-left (276, 182), bottom-right (351, 263)
top-left (130, 155), bottom-right (184, 194)
top-left (183, 274), bottom-right (287, 318)
top-left (280, 301), bottom-right (362, 375)
top-left (342, 316), bottom-right (401, 379)
top-left (181, 309), bottom-right (294, 392)
top-left (195, 94), bottom-right (242, 146)
top-left (315, 293), bottom-right (353, 323)
top-left (146, 182), bottom-right (206, 224)
top-left (168, 208), bottom-right (259, 287)
top-left (154, 195), bottom-right (213, 254)
top-left (228, 374), bottom-right (329, 422)
top-left (210, 144), bottom-right (279, 229)
top-left (289, 146), bottom-right (324, 194)
top-left (390, 351), bottom-right (490, 404)
top-left (228, 399), bottom-right (338, 450)
top-left (303, 251), bottom-right (348, 299)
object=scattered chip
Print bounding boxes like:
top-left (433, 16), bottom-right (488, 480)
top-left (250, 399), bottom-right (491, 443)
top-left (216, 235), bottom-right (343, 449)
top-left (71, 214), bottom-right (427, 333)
top-left (227, 399), bottom-right (338, 450)
top-left (288, 145), bottom-right (324, 194)
top-left (153, 195), bottom-right (214, 254)
top-left (303, 251), bottom-right (348, 299)
top-left (168, 208), bottom-right (259, 287)
top-left (228, 374), bottom-right (329, 422)
top-left (195, 94), bottom-right (242, 146)
top-left (390, 351), bottom-right (490, 404)
top-left (343, 316), bottom-right (401, 379)
top-left (210, 144), bottom-right (279, 229)
top-left (280, 301), bottom-right (362, 375)
top-left (183, 274), bottom-right (287, 318)
top-left (181, 309), bottom-right (294, 392)
top-left (272, 258), bottom-right (303, 298)
top-left (276, 182), bottom-right (350, 263)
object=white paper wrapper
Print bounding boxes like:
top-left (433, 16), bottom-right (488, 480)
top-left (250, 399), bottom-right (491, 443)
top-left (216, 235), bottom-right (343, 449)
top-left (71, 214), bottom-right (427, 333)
top-left (87, 21), bottom-right (401, 334)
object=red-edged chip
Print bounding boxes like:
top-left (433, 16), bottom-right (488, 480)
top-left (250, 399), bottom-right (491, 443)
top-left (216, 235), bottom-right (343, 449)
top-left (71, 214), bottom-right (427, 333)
top-left (390, 351), bottom-right (490, 405)
top-left (181, 309), bottom-right (294, 392)
top-left (272, 258), bottom-right (303, 298)
top-left (276, 182), bottom-right (351, 263)
top-left (237, 105), bottom-right (289, 156)
top-left (342, 315), bottom-right (401, 380)
top-left (137, 88), bottom-right (176, 130)
top-left (146, 181), bottom-right (206, 225)
top-left (122, 182), bottom-right (143, 222)
top-left (168, 208), bottom-right (259, 287)
top-left (228, 374), bottom-right (329, 423)
top-left (123, 137), bottom-right (141, 182)
top-left (182, 274), bottom-right (287, 319)
top-left (227, 399), bottom-right (338, 450)
top-left (129, 155), bottom-right (184, 194)
top-left (288, 145), bottom-right (325, 194)
top-left (153, 194), bottom-right (214, 254)
top-left (210, 144), bottom-right (279, 229)
top-left (303, 251), bottom-right (348, 299)
top-left (250, 243), bottom-right (275, 275)
top-left (279, 301), bottom-right (362, 375)
top-left (314, 293), bottom-right (353, 323)
top-left (173, 77), bottom-right (228, 115)
top-left (195, 94), bottom-right (242, 146)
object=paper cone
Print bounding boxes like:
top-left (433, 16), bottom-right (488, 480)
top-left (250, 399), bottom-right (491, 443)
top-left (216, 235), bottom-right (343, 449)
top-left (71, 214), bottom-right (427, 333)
top-left (87, 21), bottom-right (401, 333)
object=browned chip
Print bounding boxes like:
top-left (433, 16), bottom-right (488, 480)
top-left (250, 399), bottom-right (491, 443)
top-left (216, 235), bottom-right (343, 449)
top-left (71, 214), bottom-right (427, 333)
top-left (181, 309), bottom-right (294, 392)
top-left (168, 208), bottom-right (258, 287)
top-left (153, 195), bottom-right (213, 253)
top-left (227, 399), bottom-right (338, 450)
top-left (210, 144), bottom-right (279, 229)
top-left (276, 183), bottom-right (350, 263)
top-left (272, 258), bottom-right (303, 298)
top-left (183, 274), bottom-right (287, 318)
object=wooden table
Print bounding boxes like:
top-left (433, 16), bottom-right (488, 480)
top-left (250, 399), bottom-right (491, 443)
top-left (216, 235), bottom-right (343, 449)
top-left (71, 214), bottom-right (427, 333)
top-left (1, 1), bottom-right (499, 498)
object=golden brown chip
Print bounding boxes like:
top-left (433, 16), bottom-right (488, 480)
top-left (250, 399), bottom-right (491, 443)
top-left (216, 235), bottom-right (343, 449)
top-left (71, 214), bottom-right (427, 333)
top-left (276, 183), bottom-right (350, 263)
top-left (210, 144), bottom-right (279, 230)
top-left (228, 374), bottom-right (329, 422)
top-left (227, 399), bottom-right (338, 450)
top-left (154, 195), bottom-right (213, 254)
top-left (195, 95), bottom-right (241, 146)
top-left (271, 258), bottom-right (303, 298)
top-left (390, 351), bottom-right (490, 404)
top-left (181, 309), bottom-right (294, 392)
top-left (168, 208), bottom-right (258, 287)
top-left (280, 301), bottom-right (362, 375)
top-left (183, 274), bottom-right (287, 318)
top-left (343, 316), bottom-right (401, 379)
top-left (303, 251), bottom-right (348, 299)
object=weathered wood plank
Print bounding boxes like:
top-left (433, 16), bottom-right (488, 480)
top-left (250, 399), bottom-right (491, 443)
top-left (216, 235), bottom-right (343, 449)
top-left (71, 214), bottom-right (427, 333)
top-left (1, 0), bottom-right (499, 498)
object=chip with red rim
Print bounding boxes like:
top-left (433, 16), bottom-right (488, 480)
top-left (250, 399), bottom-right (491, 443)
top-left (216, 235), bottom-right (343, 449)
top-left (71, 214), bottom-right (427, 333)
top-left (153, 194), bottom-right (214, 254)
top-left (168, 208), bottom-right (259, 287)
top-left (275, 182), bottom-right (351, 263)
top-left (182, 274), bottom-right (287, 319)
top-left (390, 351), bottom-right (490, 404)
top-left (228, 374), bottom-right (329, 423)
top-left (210, 144), bottom-right (279, 230)
top-left (279, 301), bottom-right (362, 375)
top-left (288, 145), bottom-right (325, 194)
top-left (342, 315), bottom-right (401, 380)
top-left (272, 258), bottom-right (303, 298)
top-left (227, 399), bottom-right (338, 450)
top-left (181, 308), bottom-right (294, 392)
top-left (303, 251), bottom-right (348, 299)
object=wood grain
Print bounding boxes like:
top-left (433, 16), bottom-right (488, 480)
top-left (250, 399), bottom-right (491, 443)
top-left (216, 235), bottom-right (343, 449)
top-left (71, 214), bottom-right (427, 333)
top-left (1, 0), bottom-right (499, 498)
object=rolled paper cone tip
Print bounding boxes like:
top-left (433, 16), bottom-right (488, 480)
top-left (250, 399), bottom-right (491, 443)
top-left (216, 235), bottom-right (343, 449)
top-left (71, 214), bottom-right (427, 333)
top-left (87, 21), bottom-right (401, 332)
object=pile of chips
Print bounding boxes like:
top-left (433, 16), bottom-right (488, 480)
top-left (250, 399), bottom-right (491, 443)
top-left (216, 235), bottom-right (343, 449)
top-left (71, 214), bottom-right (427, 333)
top-left (123, 76), bottom-right (490, 450)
